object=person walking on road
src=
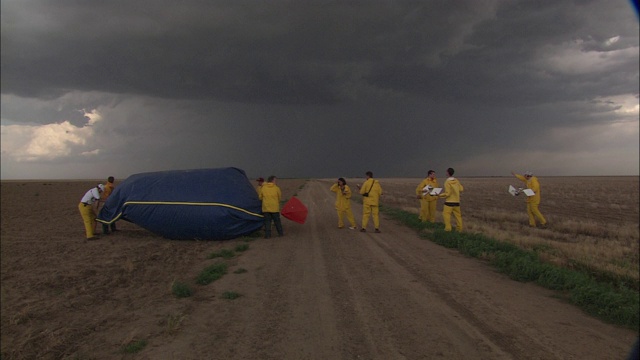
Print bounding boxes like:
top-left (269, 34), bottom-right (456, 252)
top-left (356, 171), bottom-right (383, 233)
top-left (259, 175), bottom-right (284, 238)
top-left (439, 168), bottom-right (464, 232)
top-left (79, 184), bottom-right (105, 240)
top-left (330, 178), bottom-right (358, 229)
top-left (511, 170), bottom-right (547, 228)
top-left (415, 170), bottom-right (439, 223)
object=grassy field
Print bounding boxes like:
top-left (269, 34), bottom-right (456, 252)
top-left (374, 176), bottom-right (639, 286)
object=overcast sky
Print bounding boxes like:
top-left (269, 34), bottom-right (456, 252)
top-left (2, 0), bottom-right (638, 180)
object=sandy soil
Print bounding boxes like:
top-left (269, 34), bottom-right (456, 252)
top-left (1, 179), bottom-right (637, 360)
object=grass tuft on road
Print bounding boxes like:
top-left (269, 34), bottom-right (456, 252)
top-left (196, 263), bottom-right (228, 285)
top-left (221, 291), bottom-right (241, 300)
top-left (208, 248), bottom-right (235, 259)
top-left (122, 339), bottom-right (147, 354)
top-left (171, 281), bottom-right (193, 298)
top-left (235, 244), bottom-right (249, 252)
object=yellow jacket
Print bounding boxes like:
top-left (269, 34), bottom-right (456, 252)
top-left (416, 177), bottom-right (439, 201)
top-left (514, 174), bottom-right (541, 204)
top-left (259, 182), bottom-right (281, 213)
top-left (330, 184), bottom-right (353, 211)
top-left (440, 177), bottom-right (463, 204)
top-left (103, 181), bottom-right (115, 200)
top-left (360, 178), bottom-right (383, 206)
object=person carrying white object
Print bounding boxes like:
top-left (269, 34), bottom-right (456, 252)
top-left (415, 170), bottom-right (439, 223)
top-left (511, 170), bottom-right (548, 228)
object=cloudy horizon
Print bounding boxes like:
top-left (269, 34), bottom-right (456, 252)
top-left (2, 0), bottom-right (638, 180)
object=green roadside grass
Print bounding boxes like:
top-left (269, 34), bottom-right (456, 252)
top-left (380, 205), bottom-right (640, 330)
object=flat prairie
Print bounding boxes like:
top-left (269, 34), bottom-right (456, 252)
top-left (376, 176), bottom-right (639, 282)
top-left (1, 177), bottom-right (638, 359)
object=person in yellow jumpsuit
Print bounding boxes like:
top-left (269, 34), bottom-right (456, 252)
top-left (356, 171), bottom-right (383, 233)
top-left (330, 178), bottom-right (357, 229)
top-left (512, 170), bottom-right (547, 228)
top-left (79, 184), bottom-right (105, 240)
top-left (97, 176), bottom-right (118, 234)
top-left (415, 170), bottom-right (439, 223)
top-left (439, 168), bottom-right (464, 232)
top-left (259, 175), bottom-right (283, 238)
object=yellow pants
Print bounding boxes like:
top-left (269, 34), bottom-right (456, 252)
top-left (527, 202), bottom-right (547, 227)
top-left (420, 199), bottom-right (437, 222)
top-left (443, 205), bottom-right (462, 232)
top-left (362, 205), bottom-right (380, 229)
top-left (78, 203), bottom-right (96, 238)
top-left (337, 208), bottom-right (356, 228)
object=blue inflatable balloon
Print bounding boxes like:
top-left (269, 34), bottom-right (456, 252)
top-left (97, 167), bottom-right (263, 240)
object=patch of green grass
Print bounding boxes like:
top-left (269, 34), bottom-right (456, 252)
top-left (384, 206), bottom-right (640, 330)
top-left (380, 205), bottom-right (443, 232)
top-left (221, 291), bottom-right (241, 300)
top-left (531, 243), bottom-right (553, 253)
top-left (566, 259), bottom-right (638, 291)
top-left (171, 281), bottom-right (193, 298)
top-left (235, 243), bottom-right (249, 252)
top-left (196, 263), bottom-right (228, 285)
top-left (207, 248), bottom-right (235, 259)
top-left (122, 339), bottom-right (147, 354)
top-left (233, 268), bottom-right (248, 274)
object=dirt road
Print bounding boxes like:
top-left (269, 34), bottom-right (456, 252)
top-left (1, 179), bottom-right (637, 359)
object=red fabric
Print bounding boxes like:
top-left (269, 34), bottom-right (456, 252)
top-left (280, 196), bottom-right (308, 224)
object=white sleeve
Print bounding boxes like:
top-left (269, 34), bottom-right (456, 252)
top-left (92, 188), bottom-right (101, 200)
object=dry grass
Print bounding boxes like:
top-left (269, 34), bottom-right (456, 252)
top-left (163, 312), bottom-right (187, 335)
top-left (377, 176), bottom-right (639, 283)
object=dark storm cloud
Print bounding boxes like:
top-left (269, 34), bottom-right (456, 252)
top-left (2, 0), bottom-right (368, 103)
top-left (1, 0), bottom-right (638, 179)
top-left (368, 1), bottom-right (639, 107)
top-left (0, 1), bottom-right (503, 104)
top-left (3, 0), bottom-right (637, 108)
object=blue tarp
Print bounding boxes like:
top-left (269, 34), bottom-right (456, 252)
top-left (96, 167), bottom-right (264, 240)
